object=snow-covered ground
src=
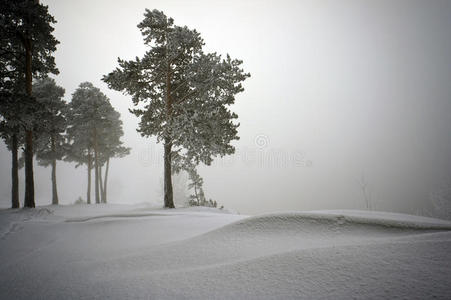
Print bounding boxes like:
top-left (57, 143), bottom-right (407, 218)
top-left (1, 205), bottom-right (451, 299)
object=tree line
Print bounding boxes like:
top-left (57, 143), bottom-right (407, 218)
top-left (1, 2), bottom-right (249, 209)
top-left (0, 0), bottom-right (129, 208)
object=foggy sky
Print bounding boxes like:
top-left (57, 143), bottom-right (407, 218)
top-left (1, 0), bottom-right (451, 215)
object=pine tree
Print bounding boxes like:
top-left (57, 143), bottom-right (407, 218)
top-left (66, 82), bottom-right (108, 204)
top-left (0, 68), bottom-right (47, 209)
top-left (65, 116), bottom-right (93, 203)
top-left (0, 0), bottom-right (59, 208)
top-left (66, 82), bottom-right (129, 204)
top-left (172, 153), bottom-right (217, 208)
top-left (103, 9), bottom-right (250, 208)
top-left (97, 109), bottom-right (130, 203)
top-left (33, 77), bottom-right (66, 205)
top-left (187, 168), bottom-right (205, 206)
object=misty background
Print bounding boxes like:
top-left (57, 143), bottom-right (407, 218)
top-left (1, 0), bottom-right (451, 215)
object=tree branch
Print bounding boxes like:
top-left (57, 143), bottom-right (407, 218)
top-left (176, 89), bottom-right (197, 105)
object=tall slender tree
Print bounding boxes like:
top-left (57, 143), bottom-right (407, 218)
top-left (97, 109), bottom-right (130, 203)
top-left (0, 0), bottom-right (59, 207)
top-left (33, 77), bottom-right (66, 205)
top-left (0, 83), bottom-right (37, 208)
top-left (103, 9), bottom-right (250, 208)
top-left (0, 116), bottom-right (24, 208)
top-left (65, 121), bottom-right (93, 203)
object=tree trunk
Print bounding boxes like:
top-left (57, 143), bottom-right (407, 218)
top-left (194, 184), bottom-right (199, 206)
top-left (87, 148), bottom-right (92, 204)
top-left (99, 164), bottom-right (105, 203)
top-left (24, 130), bottom-right (34, 208)
top-left (103, 157), bottom-right (110, 204)
top-left (23, 41), bottom-right (35, 208)
top-left (51, 135), bottom-right (58, 205)
top-left (51, 159), bottom-right (58, 205)
top-left (11, 134), bottom-right (19, 208)
top-left (164, 140), bottom-right (174, 208)
top-left (94, 128), bottom-right (100, 204)
top-left (163, 52), bottom-right (175, 208)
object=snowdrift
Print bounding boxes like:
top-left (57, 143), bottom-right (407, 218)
top-left (0, 206), bottom-right (450, 299)
top-left (201, 210), bottom-right (451, 236)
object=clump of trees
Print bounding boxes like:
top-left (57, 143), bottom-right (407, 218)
top-left (66, 82), bottom-right (130, 204)
top-left (0, 0), bottom-right (59, 208)
top-left (0, 0), bottom-right (129, 208)
top-left (2, 5), bottom-right (246, 209)
top-left (103, 9), bottom-right (250, 208)
top-left (0, 79), bottom-right (129, 208)
top-left (1, 78), bottom-right (129, 208)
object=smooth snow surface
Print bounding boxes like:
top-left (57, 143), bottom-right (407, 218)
top-left (1, 205), bottom-right (451, 299)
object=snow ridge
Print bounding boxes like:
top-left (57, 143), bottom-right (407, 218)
top-left (195, 211), bottom-right (451, 239)
top-left (65, 212), bottom-right (171, 222)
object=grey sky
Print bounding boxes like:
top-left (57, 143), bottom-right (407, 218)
top-left (1, 0), bottom-right (451, 215)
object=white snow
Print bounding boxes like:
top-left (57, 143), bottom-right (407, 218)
top-left (1, 205), bottom-right (451, 299)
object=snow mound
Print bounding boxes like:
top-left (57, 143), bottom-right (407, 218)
top-left (1, 207), bottom-right (451, 299)
top-left (213, 210), bottom-right (451, 234)
top-left (102, 210), bottom-right (451, 276)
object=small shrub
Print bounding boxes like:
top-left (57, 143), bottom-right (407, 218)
top-left (74, 197), bottom-right (85, 205)
top-left (188, 197), bottom-right (220, 208)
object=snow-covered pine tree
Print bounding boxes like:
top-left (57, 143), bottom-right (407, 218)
top-left (0, 0), bottom-right (59, 207)
top-left (66, 82), bottom-right (129, 204)
top-left (33, 77), bottom-right (66, 205)
top-left (66, 82), bottom-right (110, 204)
top-left (103, 9), bottom-right (250, 208)
top-left (187, 182), bottom-right (218, 208)
top-left (172, 154), bottom-right (204, 206)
